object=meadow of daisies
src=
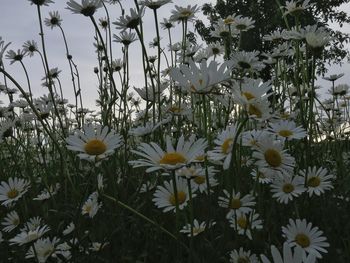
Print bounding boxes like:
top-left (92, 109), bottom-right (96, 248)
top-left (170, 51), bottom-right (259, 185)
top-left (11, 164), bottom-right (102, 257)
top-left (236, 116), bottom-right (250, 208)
top-left (0, 0), bottom-right (350, 262)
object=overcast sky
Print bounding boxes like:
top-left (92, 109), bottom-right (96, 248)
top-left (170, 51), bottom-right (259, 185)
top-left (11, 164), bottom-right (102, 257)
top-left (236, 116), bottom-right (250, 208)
top-left (0, 0), bottom-right (349, 110)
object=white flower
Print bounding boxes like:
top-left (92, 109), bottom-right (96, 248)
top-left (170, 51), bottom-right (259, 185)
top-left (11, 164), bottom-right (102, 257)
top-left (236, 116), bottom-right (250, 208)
top-left (170, 5), bottom-right (200, 23)
top-left (282, 218), bottom-right (329, 259)
top-left (270, 174), bottom-right (305, 204)
top-left (218, 189), bottom-right (256, 218)
top-left (268, 120), bottom-right (307, 140)
top-left (180, 219), bottom-right (215, 237)
top-left (2, 211), bottom-right (20, 232)
top-left (66, 124), bottom-right (123, 162)
top-left (82, 192), bottom-right (102, 218)
top-left (283, 0), bottom-right (312, 16)
top-left (152, 177), bottom-right (195, 213)
top-left (231, 51), bottom-right (265, 73)
top-left (66, 0), bottom-right (103, 16)
top-left (234, 16), bottom-right (255, 31)
top-left (63, 222), bottom-right (75, 236)
top-left (229, 211), bottom-right (263, 240)
top-left (33, 183), bottom-right (60, 201)
top-left (260, 242), bottom-right (316, 263)
top-left (299, 167), bottom-right (333, 197)
top-left (252, 136), bottom-right (295, 176)
top-left (169, 59), bottom-right (232, 94)
top-left (113, 6), bottom-right (145, 30)
top-left (208, 123), bottom-right (239, 170)
top-left (26, 237), bottom-right (71, 263)
top-left (232, 78), bottom-right (272, 105)
top-left (10, 225), bottom-right (50, 246)
top-left (129, 135), bottom-right (207, 172)
top-left (230, 247), bottom-right (259, 263)
top-left (0, 177), bottom-right (31, 207)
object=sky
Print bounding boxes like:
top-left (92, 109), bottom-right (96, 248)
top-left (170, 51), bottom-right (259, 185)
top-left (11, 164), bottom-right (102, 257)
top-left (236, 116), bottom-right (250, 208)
top-left (0, 0), bottom-right (349, 110)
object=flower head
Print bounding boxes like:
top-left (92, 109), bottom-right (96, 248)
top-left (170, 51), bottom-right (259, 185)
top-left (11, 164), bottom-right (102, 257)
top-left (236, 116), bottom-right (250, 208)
top-left (44, 11), bottom-right (62, 29)
top-left (66, 0), bottom-right (103, 16)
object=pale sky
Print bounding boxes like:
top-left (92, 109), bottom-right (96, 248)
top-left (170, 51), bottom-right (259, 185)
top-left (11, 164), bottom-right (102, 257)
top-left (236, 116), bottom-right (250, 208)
top-left (0, 0), bottom-right (349, 110)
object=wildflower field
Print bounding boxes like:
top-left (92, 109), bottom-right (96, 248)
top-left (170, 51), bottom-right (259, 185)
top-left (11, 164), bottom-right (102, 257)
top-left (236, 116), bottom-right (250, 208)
top-left (1, 0), bottom-right (350, 262)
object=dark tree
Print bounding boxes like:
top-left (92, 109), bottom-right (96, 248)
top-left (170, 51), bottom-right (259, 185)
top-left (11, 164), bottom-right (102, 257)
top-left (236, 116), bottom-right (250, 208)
top-left (196, 0), bottom-right (350, 71)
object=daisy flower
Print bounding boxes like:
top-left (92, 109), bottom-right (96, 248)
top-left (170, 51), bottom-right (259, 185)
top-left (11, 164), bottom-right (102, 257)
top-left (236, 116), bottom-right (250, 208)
top-left (10, 225), bottom-right (50, 246)
top-left (44, 11), bottom-right (63, 29)
top-left (22, 40), bottom-right (38, 57)
top-left (113, 6), bottom-right (145, 30)
top-left (231, 50), bottom-right (264, 73)
top-left (247, 99), bottom-right (272, 120)
top-left (268, 120), bottom-right (307, 140)
top-left (177, 165), bottom-right (218, 193)
top-left (152, 177), bottom-right (194, 213)
top-left (270, 173), bottom-right (305, 204)
top-left (26, 237), bottom-right (71, 262)
top-left (299, 167), bottom-right (333, 197)
top-left (283, 0), bottom-right (312, 17)
top-left (282, 218), bottom-right (329, 259)
top-left (234, 16), bottom-right (255, 31)
top-left (66, 0), bottom-right (103, 17)
top-left (2, 211), bottom-right (20, 232)
top-left (229, 211), bottom-right (263, 240)
top-left (251, 169), bottom-right (273, 184)
top-left (218, 189), bottom-right (256, 218)
top-left (82, 192), bottom-right (102, 218)
top-left (6, 49), bottom-right (26, 64)
top-left (232, 78), bottom-right (272, 105)
top-left (180, 219), bottom-right (215, 237)
top-left (170, 5), bottom-right (200, 23)
top-left (252, 135), bottom-right (295, 176)
top-left (66, 124), bottom-right (123, 162)
top-left (229, 247), bottom-right (259, 263)
top-left (241, 129), bottom-right (268, 148)
top-left (33, 183), bottom-right (60, 201)
top-left (113, 31), bottom-right (137, 46)
top-left (169, 59), bottom-right (232, 94)
top-left (208, 123), bottom-right (239, 170)
top-left (28, 0), bottom-right (54, 6)
top-left (129, 135), bottom-right (207, 172)
top-left (260, 242), bottom-right (316, 263)
top-left (0, 177), bottom-right (31, 207)
top-left (141, 0), bottom-right (172, 10)
top-left (62, 222), bottom-right (75, 236)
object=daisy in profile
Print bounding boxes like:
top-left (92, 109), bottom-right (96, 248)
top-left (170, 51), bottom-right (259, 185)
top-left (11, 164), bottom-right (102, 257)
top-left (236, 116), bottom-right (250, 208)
top-left (170, 5), bottom-right (200, 23)
top-left (0, 177), bottom-right (31, 207)
top-left (177, 165), bottom-right (218, 194)
top-left (26, 237), bottom-right (71, 262)
top-left (9, 225), bottom-right (50, 246)
top-left (268, 120), bottom-right (307, 140)
top-left (282, 218), bottom-right (329, 259)
top-left (66, 124), bottom-right (123, 162)
top-left (153, 177), bottom-right (194, 213)
top-left (283, 0), bottom-right (312, 17)
top-left (141, 0), bottom-right (172, 10)
top-left (232, 78), bottom-right (272, 105)
top-left (251, 169), bottom-right (273, 184)
top-left (208, 123), bottom-right (239, 170)
top-left (241, 129), bottom-right (268, 148)
top-left (229, 247), bottom-right (259, 263)
top-left (2, 211), bottom-right (20, 232)
top-left (229, 211), bottom-right (263, 240)
top-left (218, 189), bottom-right (256, 219)
top-left (169, 59), bottom-right (232, 94)
top-left (82, 192), bottom-right (102, 218)
top-left (260, 242), bottom-right (316, 263)
top-left (234, 16), bottom-right (255, 31)
top-left (66, 0), bottom-right (103, 17)
top-left (113, 6), bottom-right (145, 30)
top-left (180, 219), bottom-right (215, 237)
top-left (252, 135), bottom-right (295, 176)
top-left (62, 222), bottom-right (75, 236)
top-left (299, 167), bottom-right (333, 197)
top-left (28, 0), bottom-right (54, 6)
top-left (231, 51), bottom-right (264, 73)
top-left (270, 173), bottom-right (305, 204)
top-left (129, 135), bottom-right (207, 172)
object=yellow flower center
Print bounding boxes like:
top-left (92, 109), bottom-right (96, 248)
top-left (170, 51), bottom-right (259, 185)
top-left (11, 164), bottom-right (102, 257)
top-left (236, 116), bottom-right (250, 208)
top-left (230, 198), bottom-right (241, 209)
top-left (295, 233), bottom-right (311, 248)
top-left (7, 189), bottom-right (19, 199)
top-left (195, 155), bottom-right (205, 162)
top-left (84, 205), bottom-right (92, 214)
top-left (84, 139), bottom-right (107, 156)
top-left (169, 191), bottom-right (187, 206)
top-left (224, 17), bottom-right (235, 24)
top-left (237, 216), bottom-right (248, 229)
top-left (180, 11), bottom-right (192, 18)
top-left (169, 106), bottom-right (181, 113)
top-left (237, 257), bottom-right (250, 263)
top-left (194, 176), bottom-right (206, 185)
top-left (307, 176), bottom-right (321, 187)
top-left (278, 130), bottom-right (293, 137)
top-left (159, 152), bottom-right (187, 165)
top-left (242, 91), bottom-right (255, 101)
top-left (264, 149), bottom-right (282, 167)
top-left (282, 183), bottom-right (295, 193)
top-left (248, 104), bottom-right (262, 118)
top-left (221, 138), bottom-right (233, 154)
